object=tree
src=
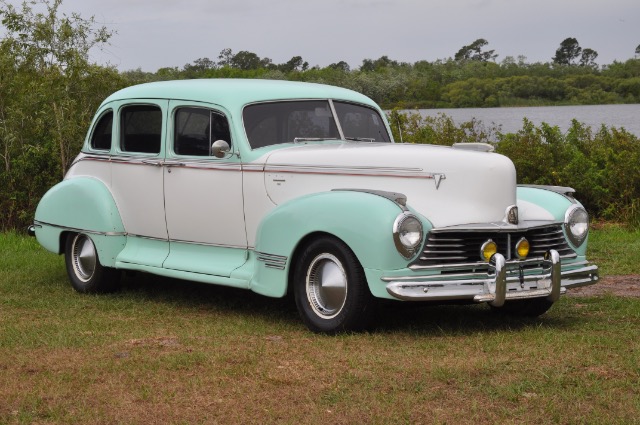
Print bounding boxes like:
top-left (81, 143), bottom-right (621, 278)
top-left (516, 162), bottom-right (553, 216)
top-left (553, 38), bottom-right (582, 65)
top-left (278, 55), bottom-right (308, 73)
top-left (636, 44), bottom-right (640, 58)
top-left (0, 0), bottom-right (123, 230)
top-left (360, 55), bottom-right (399, 71)
top-left (217, 48), bottom-right (234, 67)
top-left (230, 50), bottom-right (271, 70)
top-left (328, 61), bottom-right (350, 72)
top-left (183, 57), bottom-right (217, 75)
top-left (0, 0), bottom-right (111, 71)
top-left (579, 48), bottom-right (598, 68)
top-left (454, 39), bottom-right (498, 62)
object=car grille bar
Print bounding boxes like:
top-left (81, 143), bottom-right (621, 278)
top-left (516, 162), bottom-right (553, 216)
top-left (410, 224), bottom-right (575, 269)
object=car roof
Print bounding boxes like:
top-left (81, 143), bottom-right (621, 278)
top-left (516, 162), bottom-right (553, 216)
top-left (101, 79), bottom-right (378, 111)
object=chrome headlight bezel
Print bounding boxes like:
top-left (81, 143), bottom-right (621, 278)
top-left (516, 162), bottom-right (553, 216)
top-left (564, 204), bottom-right (589, 247)
top-left (393, 212), bottom-right (424, 259)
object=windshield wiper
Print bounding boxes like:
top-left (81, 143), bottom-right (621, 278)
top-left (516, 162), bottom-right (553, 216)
top-left (344, 137), bottom-right (376, 142)
top-left (293, 137), bottom-right (341, 143)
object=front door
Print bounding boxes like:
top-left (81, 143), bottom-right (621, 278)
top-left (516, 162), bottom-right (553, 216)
top-left (162, 101), bottom-right (248, 276)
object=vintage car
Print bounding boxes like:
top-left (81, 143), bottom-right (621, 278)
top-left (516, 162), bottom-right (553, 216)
top-left (30, 79), bottom-right (599, 332)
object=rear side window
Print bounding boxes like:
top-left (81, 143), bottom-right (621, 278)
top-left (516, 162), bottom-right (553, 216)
top-left (121, 105), bottom-right (162, 154)
top-left (174, 107), bottom-right (231, 156)
top-left (90, 111), bottom-right (113, 151)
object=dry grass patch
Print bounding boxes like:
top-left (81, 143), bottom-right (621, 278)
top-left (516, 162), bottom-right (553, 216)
top-left (1, 232), bottom-right (639, 424)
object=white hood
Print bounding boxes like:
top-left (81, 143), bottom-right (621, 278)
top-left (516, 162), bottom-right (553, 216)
top-left (261, 142), bottom-right (517, 228)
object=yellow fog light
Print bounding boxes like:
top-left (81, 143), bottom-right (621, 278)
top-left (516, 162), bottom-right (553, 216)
top-left (515, 237), bottom-right (530, 259)
top-left (480, 239), bottom-right (498, 262)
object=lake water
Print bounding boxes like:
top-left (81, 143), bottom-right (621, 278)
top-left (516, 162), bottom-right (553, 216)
top-left (411, 104), bottom-right (640, 137)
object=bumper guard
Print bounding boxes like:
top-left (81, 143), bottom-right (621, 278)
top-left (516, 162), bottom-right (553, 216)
top-left (385, 249), bottom-right (599, 306)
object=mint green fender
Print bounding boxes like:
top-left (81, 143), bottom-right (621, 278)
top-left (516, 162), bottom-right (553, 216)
top-left (34, 177), bottom-right (126, 267)
top-left (250, 190), bottom-right (430, 298)
top-left (517, 185), bottom-right (588, 256)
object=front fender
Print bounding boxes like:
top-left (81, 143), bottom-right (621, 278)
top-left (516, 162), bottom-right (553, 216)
top-left (517, 185), bottom-right (589, 256)
top-left (34, 177), bottom-right (125, 266)
top-left (251, 190), bottom-right (430, 297)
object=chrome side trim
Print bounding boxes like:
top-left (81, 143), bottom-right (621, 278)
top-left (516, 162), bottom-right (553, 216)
top-left (518, 184), bottom-right (576, 198)
top-left (332, 188), bottom-right (408, 211)
top-left (168, 238), bottom-right (247, 249)
top-left (255, 251), bottom-right (288, 270)
top-left (263, 163), bottom-right (443, 180)
top-left (33, 220), bottom-right (127, 237)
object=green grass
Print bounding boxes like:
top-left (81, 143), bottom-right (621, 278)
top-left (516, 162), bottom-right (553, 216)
top-left (588, 223), bottom-right (640, 275)
top-left (1, 229), bottom-right (639, 424)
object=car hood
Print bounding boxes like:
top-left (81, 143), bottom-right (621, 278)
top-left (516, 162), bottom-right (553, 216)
top-left (260, 141), bottom-right (517, 228)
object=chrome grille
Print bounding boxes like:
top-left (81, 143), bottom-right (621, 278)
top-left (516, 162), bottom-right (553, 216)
top-left (412, 225), bottom-right (575, 268)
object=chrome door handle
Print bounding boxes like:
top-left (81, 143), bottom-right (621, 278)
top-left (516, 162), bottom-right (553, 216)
top-left (141, 159), bottom-right (162, 167)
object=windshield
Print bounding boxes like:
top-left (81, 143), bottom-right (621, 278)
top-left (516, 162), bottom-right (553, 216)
top-left (333, 101), bottom-right (391, 143)
top-left (243, 100), bottom-right (391, 149)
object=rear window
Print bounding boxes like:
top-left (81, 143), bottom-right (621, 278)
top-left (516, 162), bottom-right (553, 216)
top-left (120, 105), bottom-right (162, 154)
top-left (90, 111), bottom-right (113, 151)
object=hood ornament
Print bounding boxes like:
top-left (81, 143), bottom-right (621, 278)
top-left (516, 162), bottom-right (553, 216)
top-left (432, 173), bottom-right (446, 190)
top-left (506, 205), bottom-right (519, 224)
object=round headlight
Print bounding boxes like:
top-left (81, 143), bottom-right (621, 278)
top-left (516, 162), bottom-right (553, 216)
top-left (515, 237), bottom-right (530, 260)
top-left (565, 205), bottom-right (589, 247)
top-left (393, 213), bottom-right (424, 259)
top-left (480, 239), bottom-right (498, 262)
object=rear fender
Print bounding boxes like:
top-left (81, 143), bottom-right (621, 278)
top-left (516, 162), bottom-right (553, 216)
top-left (34, 177), bottom-right (126, 266)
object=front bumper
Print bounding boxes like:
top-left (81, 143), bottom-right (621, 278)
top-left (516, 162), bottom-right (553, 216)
top-left (384, 250), bottom-right (599, 306)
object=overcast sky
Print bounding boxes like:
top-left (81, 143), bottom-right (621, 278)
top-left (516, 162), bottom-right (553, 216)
top-left (48, 0), bottom-right (640, 71)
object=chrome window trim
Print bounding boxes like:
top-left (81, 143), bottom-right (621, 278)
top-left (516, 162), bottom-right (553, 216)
top-left (241, 98), bottom-right (392, 150)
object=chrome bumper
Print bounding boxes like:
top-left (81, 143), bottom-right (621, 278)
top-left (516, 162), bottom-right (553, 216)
top-left (385, 250), bottom-right (599, 306)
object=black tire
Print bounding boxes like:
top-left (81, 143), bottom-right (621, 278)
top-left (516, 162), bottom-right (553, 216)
top-left (490, 297), bottom-right (554, 317)
top-left (65, 233), bottom-right (120, 293)
top-left (293, 236), bottom-right (374, 333)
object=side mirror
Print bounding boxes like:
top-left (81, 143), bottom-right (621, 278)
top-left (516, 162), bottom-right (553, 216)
top-left (211, 140), bottom-right (231, 158)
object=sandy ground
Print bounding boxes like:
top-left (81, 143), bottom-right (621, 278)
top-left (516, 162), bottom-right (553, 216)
top-left (567, 274), bottom-right (640, 298)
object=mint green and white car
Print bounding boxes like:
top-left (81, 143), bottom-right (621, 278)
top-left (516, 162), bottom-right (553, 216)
top-left (30, 79), bottom-right (599, 332)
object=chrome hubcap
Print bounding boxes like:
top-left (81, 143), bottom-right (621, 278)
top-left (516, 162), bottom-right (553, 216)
top-left (72, 234), bottom-right (96, 282)
top-left (306, 253), bottom-right (348, 319)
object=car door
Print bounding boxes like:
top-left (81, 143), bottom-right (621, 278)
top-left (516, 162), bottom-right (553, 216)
top-left (111, 100), bottom-right (170, 268)
top-left (162, 101), bottom-right (248, 277)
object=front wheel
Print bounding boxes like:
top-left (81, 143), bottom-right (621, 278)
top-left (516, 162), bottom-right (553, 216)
top-left (490, 297), bottom-right (554, 317)
top-left (65, 233), bottom-right (120, 293)
top-left (293, 236), bottom-right (374, 333)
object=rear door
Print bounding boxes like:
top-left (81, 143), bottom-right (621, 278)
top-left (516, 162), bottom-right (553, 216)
top-left (162, 101), bottom-right (247, 276)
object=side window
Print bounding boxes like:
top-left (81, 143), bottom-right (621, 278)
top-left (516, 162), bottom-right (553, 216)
top-left (174, 107), bottom-right (231, 156)
top-left (121, 105), bottom-right (162, 154)
top-left (90, 111), bottom-right (113, 151)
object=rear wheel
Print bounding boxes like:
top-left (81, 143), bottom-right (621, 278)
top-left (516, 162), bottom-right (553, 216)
top-left (490, 297), bottom-right (554, 317)
top-left (65, 233), bottom-right (120, 293)
top-left (293, 236), bottom-right (374, 333)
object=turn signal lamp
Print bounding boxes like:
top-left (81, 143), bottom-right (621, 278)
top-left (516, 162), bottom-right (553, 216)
top-left (480, 240), bottom-right (498, 262)
top-left (515, 237), bottom-right (530, 260)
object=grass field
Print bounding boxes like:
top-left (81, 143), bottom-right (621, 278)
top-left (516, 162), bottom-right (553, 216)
top-left (1, 228), bottom-right (639, 424)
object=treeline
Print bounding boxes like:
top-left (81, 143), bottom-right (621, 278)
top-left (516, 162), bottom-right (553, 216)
top-left (1, 0), bottom-right (639, 231)
top-left (124, 53), bottom-right (640, 109)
